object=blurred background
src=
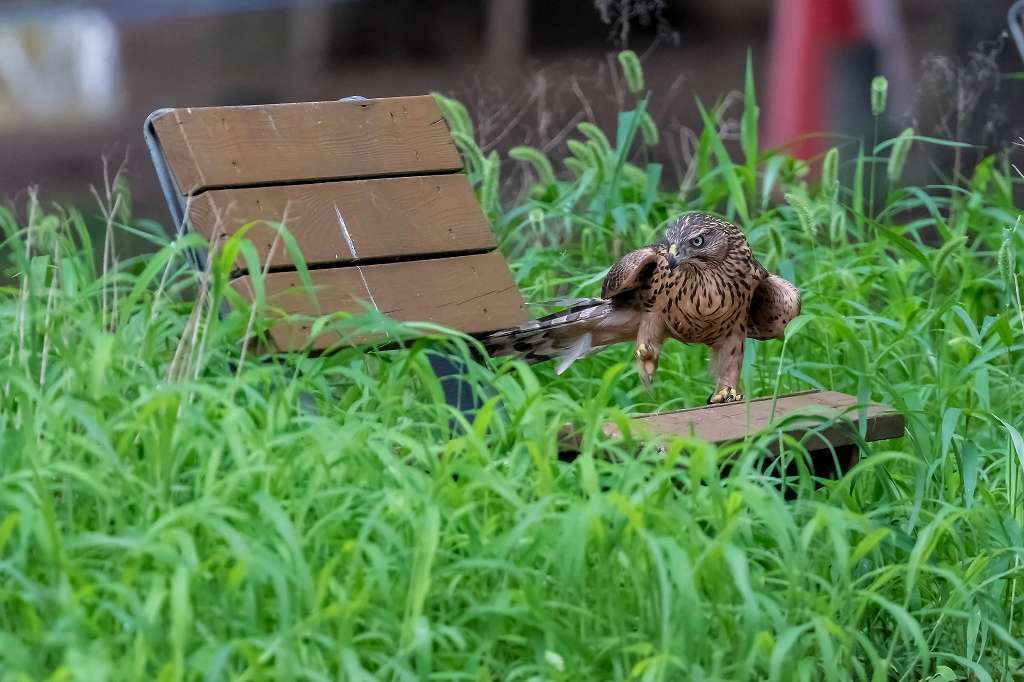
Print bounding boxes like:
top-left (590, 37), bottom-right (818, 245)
top-left (0, 0), bottom-right (1021, 226)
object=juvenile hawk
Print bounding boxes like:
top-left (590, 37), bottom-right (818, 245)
top-left (482, 212), bottom-right (800, 404)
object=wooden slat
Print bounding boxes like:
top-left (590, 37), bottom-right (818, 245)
top-left (611, 390), bottom-right (904, 450)
top-left (231, 251), bottom-right (529, 351)
top-left (151, 96), bottom-right (462, 195)
top-left (189, 174), bottom-right (495, 269)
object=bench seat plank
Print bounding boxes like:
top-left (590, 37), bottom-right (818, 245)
top-left (232, 251), bottom-right (529, 350)
top-left (611, 390), bottom-right (904, 450)
top-left (190, 174), bottom-right (495, 269)
top-left (151, 96), bottom-right (462, 195)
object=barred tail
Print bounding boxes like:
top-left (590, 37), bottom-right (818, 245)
top-left (480, 297), bottom-right (636, 375)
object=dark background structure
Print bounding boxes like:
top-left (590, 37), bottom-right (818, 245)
top-left (0, 0), bottom-right (1020, 223)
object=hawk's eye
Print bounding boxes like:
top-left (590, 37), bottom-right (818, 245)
top-left (690, 235), bottom-right (705, 248)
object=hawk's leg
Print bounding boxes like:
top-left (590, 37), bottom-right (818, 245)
top-left (635, 314), bottom-right (667, 388)
top-left (708, 331), bottom-right (745, 404)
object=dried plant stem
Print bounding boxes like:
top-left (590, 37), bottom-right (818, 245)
top-left (238, 206), bottom-right (289, 376)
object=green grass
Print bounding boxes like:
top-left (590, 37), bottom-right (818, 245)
top-left (2, 55), bottom-right (1024, 680)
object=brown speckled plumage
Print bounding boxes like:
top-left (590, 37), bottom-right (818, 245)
top-left (483, 212), bottom-right (801, 403)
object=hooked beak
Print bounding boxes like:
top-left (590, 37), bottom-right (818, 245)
top-left (667, 243), bottom-right (680, 269)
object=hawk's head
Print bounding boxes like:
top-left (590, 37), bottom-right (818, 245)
top-left (661, 212), bottom-right (745, 268)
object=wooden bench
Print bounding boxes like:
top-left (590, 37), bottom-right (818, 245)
top-left (144, 95), bottom-right (904, 474)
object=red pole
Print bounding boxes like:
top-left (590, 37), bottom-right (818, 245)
top-left (764, 0), bottom-right (863, 160)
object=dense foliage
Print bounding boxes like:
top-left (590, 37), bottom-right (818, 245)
top-left (2, 54), bottom-right (1023, 680)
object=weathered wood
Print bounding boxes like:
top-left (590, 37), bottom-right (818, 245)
top-left (612, 390), bottom-right (904, 451)
top-left (189, 174), bottom-right (495, 270)
top-left (231, 251), bottom-right (529, 351)
top-left (151, 96), bottom-right (462, 195)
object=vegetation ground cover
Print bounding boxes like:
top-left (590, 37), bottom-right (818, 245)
top-left (1, 54), bottom-right (1023, 680)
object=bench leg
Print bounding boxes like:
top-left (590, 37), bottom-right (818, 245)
top-left (776, 443), bottom-right (859, 499)
top-left (808, 442), bottom-right (860, 480)
top-left (427, 351), bottom-right (483, 428)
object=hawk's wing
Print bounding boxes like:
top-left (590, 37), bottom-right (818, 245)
top-left (601, 248), bottom-right (661, 299)
top-left (747, 274), bottom-right (801, 340)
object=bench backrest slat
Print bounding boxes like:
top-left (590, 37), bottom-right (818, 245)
top-left (188, 174), bottom-right (495, 269)
top-left (150, 96), bottom-right (463, 195)
top-left (232, 251), bottom-right (524, 350)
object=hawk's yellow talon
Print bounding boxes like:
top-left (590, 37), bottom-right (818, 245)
top-left (708, 386), bottom-right (743, 404)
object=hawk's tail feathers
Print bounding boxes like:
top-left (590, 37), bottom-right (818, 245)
top-left (554, 332), bottom-right (594, 375)
top-left (479, 297), bottom-right (612, 374)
